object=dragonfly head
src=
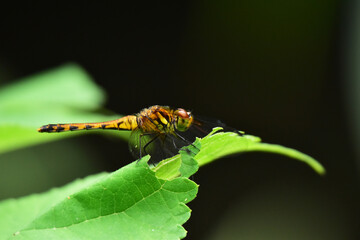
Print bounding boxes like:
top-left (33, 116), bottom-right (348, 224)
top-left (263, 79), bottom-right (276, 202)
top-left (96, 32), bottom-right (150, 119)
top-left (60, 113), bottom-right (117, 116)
top-left (174, 108), bottom-right (193, 132)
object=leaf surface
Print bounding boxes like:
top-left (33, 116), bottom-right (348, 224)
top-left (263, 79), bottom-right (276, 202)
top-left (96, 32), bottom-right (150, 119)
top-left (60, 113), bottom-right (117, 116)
top-left (0, 157), bottom-right (198, 240)
top-left (0, 64), bottom-right (126, 154)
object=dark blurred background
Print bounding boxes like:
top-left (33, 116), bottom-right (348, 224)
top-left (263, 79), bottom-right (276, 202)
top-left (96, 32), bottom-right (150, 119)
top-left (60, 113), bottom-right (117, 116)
top-left (0, 1), bottom-right (359, 239)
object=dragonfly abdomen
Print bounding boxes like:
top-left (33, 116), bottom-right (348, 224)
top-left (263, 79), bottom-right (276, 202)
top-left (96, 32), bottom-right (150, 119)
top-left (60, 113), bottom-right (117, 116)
top-left (38, 123), bottom-right (112, 132)
top-left (38, 115), bottom-right (138, 133)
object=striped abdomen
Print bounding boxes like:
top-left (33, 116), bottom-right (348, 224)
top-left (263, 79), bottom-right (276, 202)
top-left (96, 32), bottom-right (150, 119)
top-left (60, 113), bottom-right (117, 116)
top-left (37, 115), bottom-right (138, 133)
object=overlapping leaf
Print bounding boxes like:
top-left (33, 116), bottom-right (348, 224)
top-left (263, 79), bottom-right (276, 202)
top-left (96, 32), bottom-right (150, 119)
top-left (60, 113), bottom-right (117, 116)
top-left (0, 157), bottom-right (198, 240)
top-left (0, 64), bottom-right (127, 154)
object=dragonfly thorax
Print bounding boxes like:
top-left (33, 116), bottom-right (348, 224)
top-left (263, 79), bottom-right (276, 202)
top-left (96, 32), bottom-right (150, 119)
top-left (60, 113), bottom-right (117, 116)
top-left (136, 106), bottom-right (193, 134)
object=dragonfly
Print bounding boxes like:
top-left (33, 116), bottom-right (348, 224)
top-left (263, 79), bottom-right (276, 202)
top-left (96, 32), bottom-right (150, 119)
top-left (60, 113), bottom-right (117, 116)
top-left (38, 105), bottom-right (235, 162)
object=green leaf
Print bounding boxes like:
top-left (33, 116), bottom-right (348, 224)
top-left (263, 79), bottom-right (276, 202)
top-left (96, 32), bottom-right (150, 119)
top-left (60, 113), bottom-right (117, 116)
top-left (153, 142), bottom-right (200, 180)
top-left (0, 125), bottom-right (324, 239)
top-left (194, 128), bottom-right (325, 175)
top-left (153, 128), bottom-right (325, 179)
top-left (178, 142), bottom-right (200, 178)
top-left (0, 156), bottom-right (198, 240)
top-left (0, 64), bottom-right (127, 155)
top-left (0, 63), bottom-right (105, 111)
top-left (153, 155), bottom-right (183, 180)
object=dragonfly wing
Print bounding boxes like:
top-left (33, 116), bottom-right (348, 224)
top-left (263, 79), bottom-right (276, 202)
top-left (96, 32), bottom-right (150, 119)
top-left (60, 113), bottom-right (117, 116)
top-left (128, 116), bottom-right (233, 163)
top-left (129, 129), bottom-right (189, 163)
top-left (175, 116), bottom-right (227, 141)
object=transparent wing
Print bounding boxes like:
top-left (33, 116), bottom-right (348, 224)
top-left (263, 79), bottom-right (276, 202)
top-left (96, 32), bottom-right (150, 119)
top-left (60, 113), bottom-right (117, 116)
top-left (128, 117), bottom-right (234, 163)
top-left (177, 116), bottom-right (228, 140)
top-left (129, 129), bottom-right (189, 163)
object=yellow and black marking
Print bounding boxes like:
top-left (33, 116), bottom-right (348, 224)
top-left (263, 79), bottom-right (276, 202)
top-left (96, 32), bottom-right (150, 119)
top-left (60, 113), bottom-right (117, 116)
top-left (38, 105), bottom-right (195, 135)
top-left (137, 106), bottom-right (174, 133)
top-left (37, 105), bottom-right (230, 161)
top-left (38, 105), bottom-right (194, 135)
top-left (38, 115), bottom-right (138, 133)
top-left (134, 105), bottom-right (193, 134)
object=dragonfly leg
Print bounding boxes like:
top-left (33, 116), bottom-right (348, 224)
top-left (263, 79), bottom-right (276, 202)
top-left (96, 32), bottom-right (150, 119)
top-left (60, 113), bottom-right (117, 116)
top-left (173, 131), bottom-right (200, 153)
top-left (138, 133), bottom-right (157, 162)
top-left (143, 134), bottom-right (160, 156)
top-left (175, 132), bottom-right (196, 146)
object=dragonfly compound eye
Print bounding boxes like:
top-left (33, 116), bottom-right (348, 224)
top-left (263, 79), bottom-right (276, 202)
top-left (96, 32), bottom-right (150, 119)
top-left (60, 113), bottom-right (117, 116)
top-left (175, 108), bottom-right (193, 132)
